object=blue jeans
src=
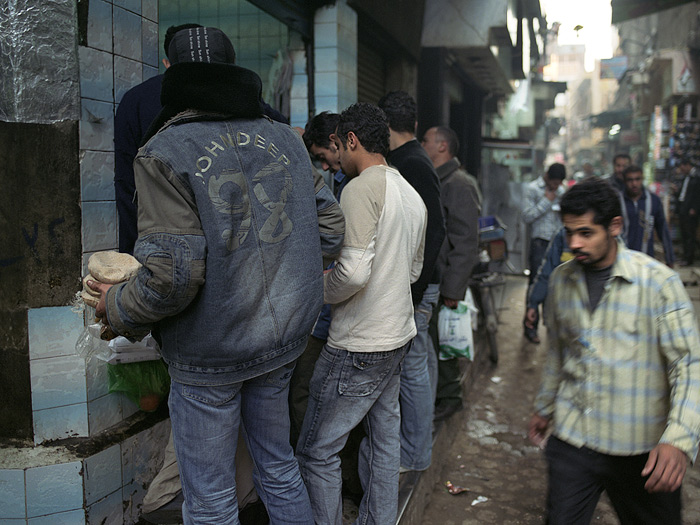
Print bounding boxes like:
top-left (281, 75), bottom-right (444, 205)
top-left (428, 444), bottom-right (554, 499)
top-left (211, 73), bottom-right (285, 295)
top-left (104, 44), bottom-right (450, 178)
top-left (296, 342), bottom-right (409, 525)
top-left (400, 283), bottom-right (440, 471)
top-left (169, 363), bottom-right (313, 525)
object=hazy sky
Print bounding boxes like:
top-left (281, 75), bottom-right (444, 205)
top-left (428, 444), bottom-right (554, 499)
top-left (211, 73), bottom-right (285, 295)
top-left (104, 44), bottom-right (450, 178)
top-left (540, 0), bottom-right (615, 71)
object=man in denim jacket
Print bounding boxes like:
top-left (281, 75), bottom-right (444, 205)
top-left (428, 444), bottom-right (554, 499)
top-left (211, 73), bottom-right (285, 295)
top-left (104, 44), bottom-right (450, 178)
top-left (89, 27), bottom-right (329, 524)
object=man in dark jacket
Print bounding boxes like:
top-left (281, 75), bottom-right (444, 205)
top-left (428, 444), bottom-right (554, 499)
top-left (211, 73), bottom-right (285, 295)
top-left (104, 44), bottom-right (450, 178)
top-left (91, 27), bottom-right (323, 523)
top-left (422, 125), bottom-right (480, 421)
top-left (114, 24), bottom-right (287, 255)
top-left (379, 91), bottom-right (445, 473)
top-left (676, 158), bottom-right (700, 265)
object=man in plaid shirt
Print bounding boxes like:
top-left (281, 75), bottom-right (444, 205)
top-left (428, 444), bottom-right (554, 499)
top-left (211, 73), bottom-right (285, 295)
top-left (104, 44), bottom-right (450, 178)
top-left (529, 177), bottom-right (700, 525)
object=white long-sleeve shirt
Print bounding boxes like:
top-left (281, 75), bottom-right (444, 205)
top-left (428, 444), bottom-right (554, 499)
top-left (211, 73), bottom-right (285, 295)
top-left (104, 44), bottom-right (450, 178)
top-left (325, 164), bottom-right (427, 352)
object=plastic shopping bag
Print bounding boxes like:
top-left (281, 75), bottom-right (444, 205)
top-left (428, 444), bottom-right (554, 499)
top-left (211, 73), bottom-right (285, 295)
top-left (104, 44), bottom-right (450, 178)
top-left (108, 359), bottom-right (171, 412)
top-left (438, 289), bottom-right (477, 361)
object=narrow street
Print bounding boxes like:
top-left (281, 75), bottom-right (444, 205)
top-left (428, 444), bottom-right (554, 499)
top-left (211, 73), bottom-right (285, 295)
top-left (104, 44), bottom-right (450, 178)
top-left (422, 274), bottom-right (700, 525)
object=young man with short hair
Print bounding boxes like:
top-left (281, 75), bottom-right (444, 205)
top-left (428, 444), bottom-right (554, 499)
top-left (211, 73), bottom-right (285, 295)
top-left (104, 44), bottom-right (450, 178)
top-left (297, 103), bottom-right (427, 525)
top-left (620, 165), bottom-right (674, 266)
top-left (529, 177), bottom-right (700, 525)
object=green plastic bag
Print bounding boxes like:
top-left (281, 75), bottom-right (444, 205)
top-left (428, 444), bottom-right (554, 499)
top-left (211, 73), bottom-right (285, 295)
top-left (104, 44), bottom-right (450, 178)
top-left (108, 359), bottom-right (171, 412)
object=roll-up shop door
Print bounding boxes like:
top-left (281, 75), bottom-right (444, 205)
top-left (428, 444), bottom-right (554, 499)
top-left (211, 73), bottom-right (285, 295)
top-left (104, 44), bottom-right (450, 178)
top-left (358, 40), bottom-right (386, 104)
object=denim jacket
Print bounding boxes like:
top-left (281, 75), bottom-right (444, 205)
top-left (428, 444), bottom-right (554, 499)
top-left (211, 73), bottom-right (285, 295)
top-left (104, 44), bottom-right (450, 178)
top-left (105, 110), bottom-right (325, 385)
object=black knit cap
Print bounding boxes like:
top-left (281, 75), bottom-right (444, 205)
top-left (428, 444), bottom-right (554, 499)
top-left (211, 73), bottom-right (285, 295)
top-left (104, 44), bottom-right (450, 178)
top-left (167, 26), bottom-right (236, 65)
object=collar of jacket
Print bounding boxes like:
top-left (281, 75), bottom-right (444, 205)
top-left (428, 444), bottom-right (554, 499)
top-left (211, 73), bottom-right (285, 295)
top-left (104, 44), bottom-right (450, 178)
top-left (141, 63), bottom-right (264, 145)
top-left (435, 157), bottom-right (460, 180)
top-left (560, 238), bottom-right (634, 285)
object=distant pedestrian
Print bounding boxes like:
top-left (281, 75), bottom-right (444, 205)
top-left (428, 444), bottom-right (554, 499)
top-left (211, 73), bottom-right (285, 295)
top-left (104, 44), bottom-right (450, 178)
top-left (529, 177), bottom-right (700, 525)
top-left (675, 158), bottom-right (700, 266)
top-left (521, 163), bottom-right (566, 343)
top-left (620, 165), bottom-right (674, 266)
top-left (607, 152), bottom-right (631, 194)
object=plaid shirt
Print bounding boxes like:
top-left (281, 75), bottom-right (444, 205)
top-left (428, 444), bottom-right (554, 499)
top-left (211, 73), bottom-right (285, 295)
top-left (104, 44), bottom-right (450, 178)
top-left (535, 241), bottom-right (700, 460)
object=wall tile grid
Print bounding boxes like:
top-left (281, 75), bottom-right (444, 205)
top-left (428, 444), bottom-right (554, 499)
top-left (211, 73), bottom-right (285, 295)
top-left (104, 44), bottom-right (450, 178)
top-left (0, 419), bottom-right (169, 523)
top-left (313, 4), bottom-right (358, 115)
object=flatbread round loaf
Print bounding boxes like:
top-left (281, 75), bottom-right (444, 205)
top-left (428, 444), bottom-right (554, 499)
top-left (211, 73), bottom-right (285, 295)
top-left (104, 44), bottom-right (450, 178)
top-left (81, 290), bottom-right (100, 308)
top-left (82, 274), bottom-right (101, 298)
top-left (88, 251), bottom-right (141, 284)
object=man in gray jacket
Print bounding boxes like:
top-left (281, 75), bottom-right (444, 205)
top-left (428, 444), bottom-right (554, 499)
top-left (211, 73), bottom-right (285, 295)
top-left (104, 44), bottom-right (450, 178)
top-left (89, 27), bottom-right (332, 524)
top-left (422, 125), bottom-right (481, 420)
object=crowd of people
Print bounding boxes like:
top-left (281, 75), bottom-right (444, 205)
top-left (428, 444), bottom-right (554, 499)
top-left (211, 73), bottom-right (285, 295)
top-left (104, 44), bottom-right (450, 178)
top-left (86, 23), bottom-right (700, 525)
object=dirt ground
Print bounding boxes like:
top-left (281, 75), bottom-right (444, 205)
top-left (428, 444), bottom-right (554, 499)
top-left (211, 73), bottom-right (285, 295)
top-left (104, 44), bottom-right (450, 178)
top-left (421, 275), bottom-right (700, 525)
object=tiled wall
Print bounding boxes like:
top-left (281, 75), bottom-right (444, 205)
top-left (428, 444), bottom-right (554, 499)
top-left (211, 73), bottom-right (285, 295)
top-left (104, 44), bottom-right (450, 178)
top-left (314, 3), bottom-right (358, 114)
top-left (24, 0), bottom-right (158, 446)
top-left (0, 419), bottom-right (170, 524)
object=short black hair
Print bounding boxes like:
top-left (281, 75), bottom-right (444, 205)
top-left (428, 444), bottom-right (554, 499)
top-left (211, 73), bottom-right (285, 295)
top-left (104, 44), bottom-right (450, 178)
top-left (336, 103), bottom-right (390, 157)
top-left (435, 126), bottom-right (459, 156)
top-left (622, 165), bottom-right (643, 179)
top-left (303, 112), bottom-right (340, 151)
top-left (547, 163), bottom-right (566, 181)
top-left (377, 91), bottom-right (416, 133)
top-left (164, 24), bottom-right (204, 61)
top-left (560, 177), bottom-right (621, 229)
top-left (613, 153), bottom-right (631, 164)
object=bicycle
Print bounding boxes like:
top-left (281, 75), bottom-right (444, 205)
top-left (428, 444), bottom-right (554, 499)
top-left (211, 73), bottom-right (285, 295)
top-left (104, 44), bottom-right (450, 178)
top-left (470, 216), bottom-right (509, 364)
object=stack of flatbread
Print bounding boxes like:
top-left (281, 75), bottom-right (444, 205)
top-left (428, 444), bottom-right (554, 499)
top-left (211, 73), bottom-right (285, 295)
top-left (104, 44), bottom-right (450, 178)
top-left (81, 251), bottom-right (141, 308)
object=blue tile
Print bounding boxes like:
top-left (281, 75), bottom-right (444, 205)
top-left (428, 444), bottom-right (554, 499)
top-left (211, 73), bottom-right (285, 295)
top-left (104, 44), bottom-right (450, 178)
top-left (314, 71), bottom-right (339, 98)
top-left (142, 64), bottom-right (159, 82)
top-left (0, 469), bottom-right (25, 519)
top-left (122, 479), bottom-right (145, 524)
top-left (113, 7), bottom-right (142, 61)
top-left (33, 404), bottom-right (89, 444)
top-left (81, 201), bottom-right (117, 253)
top-left (81, 151), bottom-right (115, 202)
top-left (87, 0), bottom-right (112, 52)
top-left (84, 445), bottom-right (122, 506)
top-left (86, 354), bottom-right (111, 401)
top-left (25, 461), bottom-right (82, 518)
top-left (28, 509), bottom-right (85, 524)
top-left (121, 419), bottom-right (170, 487)
top-left (88, 393), bottom-right (123, 435)
top-left (114, 56), bottom-right (143, 105)
top-left (86, 490), bottom-right (123, 525)
top-left (142, 19), bottom-right (159, 67)
top-left (314, 47), bottom-right (339, 73)
top-left (0, 520), bottom-right (28, 524)
top-left (79, 47), bottom-right (113, 102)
top-left (28, 307), bottom-right (85, 360)
top-left (30, 355), bottom-right (87, 411)
top-left (290, 50), bottom-right (307, 75)
top-left (113, 0), bottom-right (140, 15)
top-left (142, 0), bottom-right (157, 22)
top-left (314, 22), bottom-right (338, 48)
top-left (79, 99), bottom-right (115, 152)
top-left (290, 74), bottom-right (308, 100)
top-left (314, 96), bottom-right (340, 114)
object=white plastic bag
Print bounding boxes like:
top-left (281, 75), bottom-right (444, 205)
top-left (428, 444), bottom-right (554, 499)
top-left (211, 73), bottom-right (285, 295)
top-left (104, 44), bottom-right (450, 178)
top-left (438, 288), bottom-right (477, 361)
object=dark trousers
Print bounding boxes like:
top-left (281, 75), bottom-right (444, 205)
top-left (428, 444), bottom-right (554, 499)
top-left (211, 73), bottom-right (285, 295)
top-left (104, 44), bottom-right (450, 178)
top-left (679, 213), bottom-right (699, 264)
top-left (545, 437), bottom-right (681, 525)
top-left (429, 298), bottom-right (462, 406)
top-left (526, 237), bottom-right (550, 332)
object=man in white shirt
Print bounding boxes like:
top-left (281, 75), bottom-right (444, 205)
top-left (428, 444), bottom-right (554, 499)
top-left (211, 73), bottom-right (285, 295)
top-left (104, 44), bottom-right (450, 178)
top-left (296, 103), bottom-right (427, 525)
